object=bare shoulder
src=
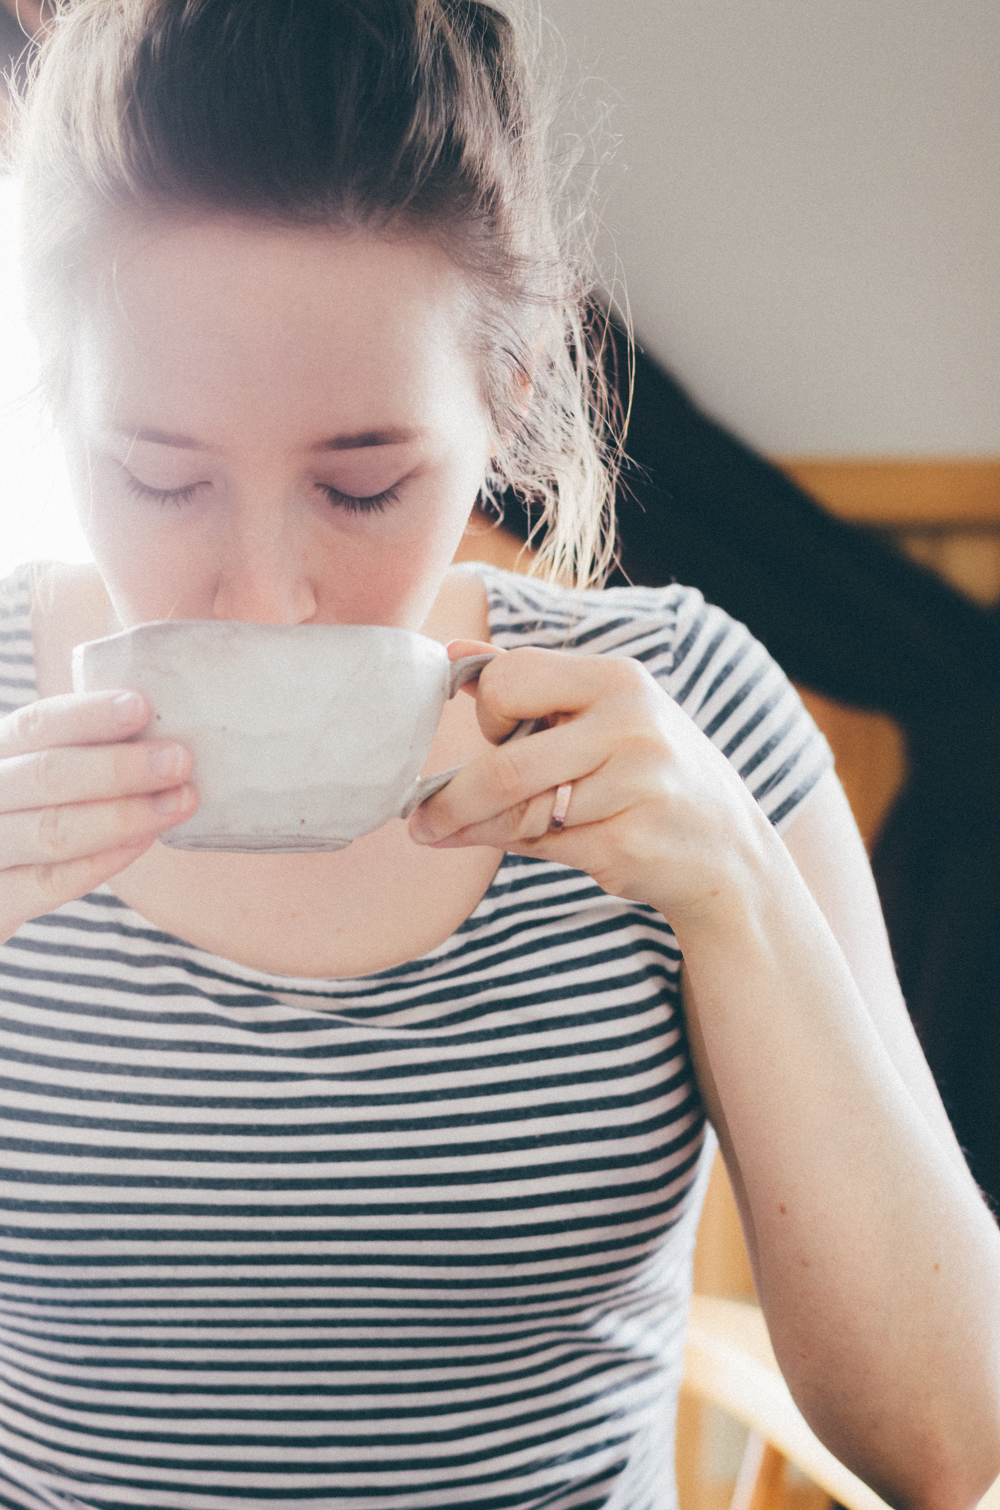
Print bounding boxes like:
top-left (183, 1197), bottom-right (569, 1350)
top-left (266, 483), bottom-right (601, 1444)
top-left (422, 565), bottom-right (491, 644)
top-left (29, 562), bottom-right (117, 699)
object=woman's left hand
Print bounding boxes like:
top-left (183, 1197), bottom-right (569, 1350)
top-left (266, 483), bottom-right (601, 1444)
top-left (408, 640), bottom-right (776, 923)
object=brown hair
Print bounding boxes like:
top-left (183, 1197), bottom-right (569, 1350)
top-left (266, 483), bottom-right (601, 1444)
top-left (15, 0), bottom-right (620, 585)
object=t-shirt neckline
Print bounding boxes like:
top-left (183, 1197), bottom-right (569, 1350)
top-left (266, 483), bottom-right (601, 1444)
top-left (44, 561), bottom-right (526, 996)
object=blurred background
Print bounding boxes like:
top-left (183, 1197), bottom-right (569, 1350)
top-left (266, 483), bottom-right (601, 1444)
top-left (3, 3), bottom-right (999, 1507)
top-left (539, 0), bottom-right (1000, 602)
top-left (548, 0), bottom-right (1000, 459)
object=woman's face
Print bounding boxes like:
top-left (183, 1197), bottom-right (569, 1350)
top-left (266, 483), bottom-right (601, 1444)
top-left (65, 216), bottom-right (495, 630)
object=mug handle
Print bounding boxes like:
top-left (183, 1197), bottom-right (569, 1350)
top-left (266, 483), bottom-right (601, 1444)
top-left (447, 652), bottom-right (496, 696)
top-left (398, 652), bottom-right (537, 820)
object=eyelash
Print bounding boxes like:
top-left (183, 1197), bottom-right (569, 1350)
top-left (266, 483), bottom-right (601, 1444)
top-left (122, 472), bottom-right (207, 508)
top-left (121, 473), bottom-right (401, 515)
top-left (316, 484), bottom-right (401, 515)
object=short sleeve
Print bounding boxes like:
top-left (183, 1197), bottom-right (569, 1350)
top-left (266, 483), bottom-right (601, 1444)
top-left (450, 563), bottom-right (835, 834)
top-left (659, 585), bottom-right (834, 831)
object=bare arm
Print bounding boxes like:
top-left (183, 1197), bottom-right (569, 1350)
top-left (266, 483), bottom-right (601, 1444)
top-left (681, 769), bottom-right (1000, 1510)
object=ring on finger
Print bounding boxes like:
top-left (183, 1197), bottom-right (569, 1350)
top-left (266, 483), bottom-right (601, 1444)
top-left (548, 782), bottom-right (573, 832)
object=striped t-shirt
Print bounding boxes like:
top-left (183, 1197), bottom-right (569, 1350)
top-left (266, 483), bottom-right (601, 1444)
top-left (0, 563), bottom-right (832, 1510)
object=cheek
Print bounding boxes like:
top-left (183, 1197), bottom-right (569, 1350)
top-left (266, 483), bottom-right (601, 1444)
top-left (91, 527), bottom-right (208, 627)
top-left (304, 434), bottom-right (491, 629)
top-left (65, 448), bottom-right (210, 622)
top-left (308, 490), bottom-right (478, 628)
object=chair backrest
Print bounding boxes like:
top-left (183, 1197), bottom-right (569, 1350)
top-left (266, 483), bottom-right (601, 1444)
top-left (684, 1295), bottom-right (893, 1510)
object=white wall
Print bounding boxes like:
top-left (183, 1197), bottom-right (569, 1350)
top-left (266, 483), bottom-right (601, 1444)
top-left (542, 0), bottom-right (1000, 456)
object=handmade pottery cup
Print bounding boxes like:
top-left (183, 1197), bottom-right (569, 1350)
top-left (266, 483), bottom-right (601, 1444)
top-left (72, 620), bottom-right (507, 852)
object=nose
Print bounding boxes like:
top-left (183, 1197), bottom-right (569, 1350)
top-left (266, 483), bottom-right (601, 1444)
top-left (210, 509), bottom-right (318, 624)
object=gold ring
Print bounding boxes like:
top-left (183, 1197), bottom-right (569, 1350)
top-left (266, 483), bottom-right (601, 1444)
top-left (549, 782), bottom-right (573, 832)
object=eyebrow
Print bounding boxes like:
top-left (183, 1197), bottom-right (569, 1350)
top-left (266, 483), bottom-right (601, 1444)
top-left (112, 426), bottom-right (422, 452)
top-left (316, 429), bottom-right (421, 452)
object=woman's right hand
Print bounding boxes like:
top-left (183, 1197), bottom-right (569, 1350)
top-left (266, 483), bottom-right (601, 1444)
top-left (0, 690), bottom-right (198, 944)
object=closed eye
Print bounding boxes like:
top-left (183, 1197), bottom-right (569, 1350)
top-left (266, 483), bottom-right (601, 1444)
top-left (316, 483), bottom-right (401, 515)
top-left (120, 469), bottom-right (401, 514)
top-left (122, 470), bottom-right (209, 507)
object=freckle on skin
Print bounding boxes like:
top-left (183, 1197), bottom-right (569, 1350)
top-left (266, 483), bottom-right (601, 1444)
top-left (800, 1258), bottom-right (809, 1268)
top-left (779, 1204), bottom-right (787, 1214)
top-left (934, 1263), bottom-right (940, 1272)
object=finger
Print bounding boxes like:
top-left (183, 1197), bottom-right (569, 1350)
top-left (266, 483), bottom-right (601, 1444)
top-left (0, 785), bottom-right (198, 870)
top-left (471, 648), bottom-right (647, 745)
top-left (409, 714), bottom-right (616, 846)
top-left (445, 640), bottom-right (503, 699)
top-left (0, 739), bottom-right (192, 816)
top-left (428, 786), bottom-right (563, 849)
top-left (0, 691), bottom-right (150, 759)
top-left (424, 772), bottom-right (619, 853)
top-left (2, 837), bottom-right (157, 941)
top-left (446, 641), bottom-right (496, 658)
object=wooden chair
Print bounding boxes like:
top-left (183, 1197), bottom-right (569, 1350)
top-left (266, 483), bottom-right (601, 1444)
top-left (683, 1289), bottom-right (1000, 1510)
top-left (683, 1292), bottom-right (889, 1510)
top-left (682, 1144), bottom-right (1000, 1510)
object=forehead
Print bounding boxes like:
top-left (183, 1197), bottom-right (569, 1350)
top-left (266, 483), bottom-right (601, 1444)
top-left (75, 215), bottom-right (478, 442)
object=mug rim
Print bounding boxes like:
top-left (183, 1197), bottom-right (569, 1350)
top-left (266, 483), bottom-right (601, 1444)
top-left (77, 618), bottom-right (442, 645)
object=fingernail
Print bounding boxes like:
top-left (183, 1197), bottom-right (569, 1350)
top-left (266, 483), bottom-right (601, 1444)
top-left (113, 692), bottom-right (145, 725)
top-left (147, 743), bottom-right (186, 779)
top-left (409, 810), bottom-right (436, 845)
top-left (152, 784), bottom-right (192, 816)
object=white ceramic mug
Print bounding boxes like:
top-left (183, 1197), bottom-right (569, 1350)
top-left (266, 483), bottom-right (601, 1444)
top-left (72, 620), bottom-right (513, 853)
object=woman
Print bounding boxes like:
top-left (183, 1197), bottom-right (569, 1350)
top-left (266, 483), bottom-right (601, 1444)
top-left (0, 3), bottom-right (998, 1508)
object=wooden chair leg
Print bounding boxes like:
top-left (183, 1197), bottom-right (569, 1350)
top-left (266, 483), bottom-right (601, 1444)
top-left (730, 1431), bottom-right (786, 1510)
